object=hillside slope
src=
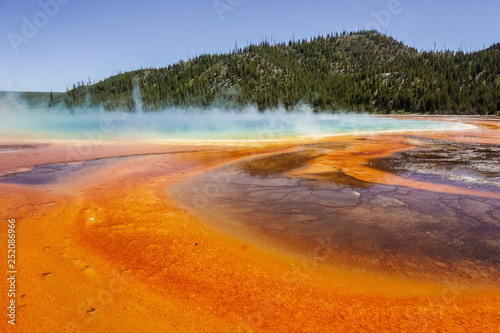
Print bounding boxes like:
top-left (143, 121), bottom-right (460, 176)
top-left (62, 31), bottom-right (500, 114)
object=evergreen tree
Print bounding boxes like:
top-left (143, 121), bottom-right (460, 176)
top-left (63, 31), bottom-right (500, 115)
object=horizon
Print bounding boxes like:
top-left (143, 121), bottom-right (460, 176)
top-left (1, 0), bottom-right (499, 92)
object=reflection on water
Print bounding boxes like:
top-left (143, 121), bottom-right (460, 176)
top-left (371, 137), bottom-right (500, 192)
top-left (298, 171), bottom-right (373, 188)
top-left (237, 148), bottom-right (373, 188)
top-left (238, 151), bottom-right (320, 179)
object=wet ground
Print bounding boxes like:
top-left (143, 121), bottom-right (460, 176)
top-left (171, 144), bottom-right (500, 283)
top-left (2, 131), bottom-right (500, 331)
top-left (4, 135), bottom-right (499, 283)
top-left (371, 136), bottom-right (500, 193)
top-left (0, 158), bottom-right (130, 186)
top-left (0, 149), bottom-right (225, 186)
top-left (0, 143), bottom-right (47, 153)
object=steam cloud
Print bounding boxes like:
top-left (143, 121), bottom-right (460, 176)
top-left (0, 92), bottom-right (474, 142)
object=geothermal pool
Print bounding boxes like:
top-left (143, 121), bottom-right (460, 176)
top-left (1, 112), bottom-right (499, 332)
top-left (0, 105), bottom-right (473, 141)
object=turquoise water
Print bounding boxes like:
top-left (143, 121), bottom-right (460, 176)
top-left (0, 106), bottom-right (472, 141)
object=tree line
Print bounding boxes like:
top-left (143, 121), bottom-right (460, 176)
top-left (63, 30), bottom-right (500, 114)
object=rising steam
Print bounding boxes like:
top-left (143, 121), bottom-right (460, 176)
top-left (0, 91), bottom-right (474, 142)
top-left (133, 83), bottom-right (143, 116)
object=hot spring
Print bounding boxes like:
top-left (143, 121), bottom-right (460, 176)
top-left (0, 101), bottom-right (474, 142)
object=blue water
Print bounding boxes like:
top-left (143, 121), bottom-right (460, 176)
top-left (0, 106), bottom-right (472, 141)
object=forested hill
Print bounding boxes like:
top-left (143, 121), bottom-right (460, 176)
top-left (64, 30), bottom-right (500, 114)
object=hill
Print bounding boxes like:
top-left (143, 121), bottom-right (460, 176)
top-left (0, 91), bottom-right (64, 108)
top-left (57, 31), bottom-right (500, 114)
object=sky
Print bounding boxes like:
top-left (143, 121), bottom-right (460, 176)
top-left (1, 0), bottom-right (499, 92)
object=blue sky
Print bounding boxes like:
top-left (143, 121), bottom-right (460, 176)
top-left (1, 0), bottom-right (499, 92)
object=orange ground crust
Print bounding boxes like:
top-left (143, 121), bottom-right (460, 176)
top-left (1, 122), bottom-right (500, 332)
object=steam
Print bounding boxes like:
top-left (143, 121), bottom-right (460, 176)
top-left (0, 95), bottom-right (474, 142)
top-left (133, 83), bottom-right (143, 116)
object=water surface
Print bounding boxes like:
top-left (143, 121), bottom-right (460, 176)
top-left (0, 106), bottom-right (473, 141)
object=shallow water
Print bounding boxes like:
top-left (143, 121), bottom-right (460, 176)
top-left (0, 107), bottom-right (473, 141)
top-left (170, 144), bottom-right (500, 282)
top-left (371, 137), bottom-right (500, 192)
top-left (0, 144), bottom-right (46, 153)
top-left (0, 157), bottom-right (136, 186)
